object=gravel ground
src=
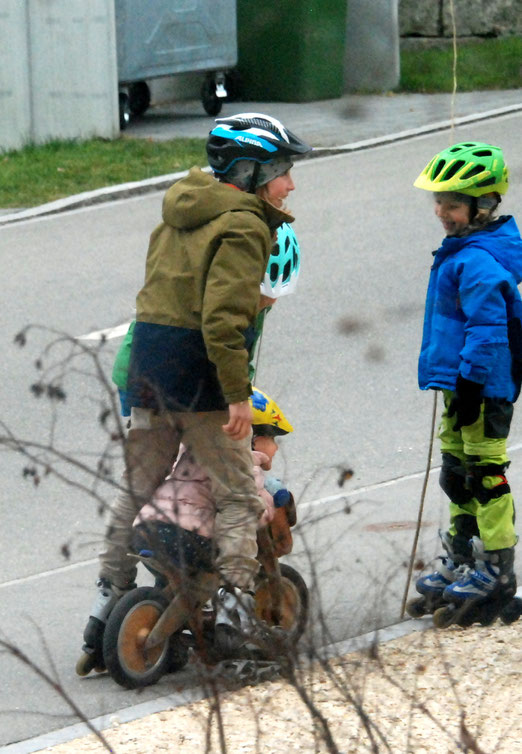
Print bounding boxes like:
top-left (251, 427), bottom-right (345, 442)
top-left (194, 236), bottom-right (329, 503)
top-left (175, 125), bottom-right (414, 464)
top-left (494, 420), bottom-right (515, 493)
top-left (42, 621), bottom-right (522, 754)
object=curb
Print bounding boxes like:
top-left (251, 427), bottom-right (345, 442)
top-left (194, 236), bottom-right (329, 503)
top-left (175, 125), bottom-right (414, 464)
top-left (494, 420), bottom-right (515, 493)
top-left (2, 617), bottom-right (429, 754)
top-left (1, 102), bottom-right (521, 228)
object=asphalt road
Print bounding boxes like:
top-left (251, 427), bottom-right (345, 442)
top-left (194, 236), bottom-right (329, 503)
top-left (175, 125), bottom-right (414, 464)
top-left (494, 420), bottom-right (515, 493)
top-left (2, 112), bottom-right (522, 748)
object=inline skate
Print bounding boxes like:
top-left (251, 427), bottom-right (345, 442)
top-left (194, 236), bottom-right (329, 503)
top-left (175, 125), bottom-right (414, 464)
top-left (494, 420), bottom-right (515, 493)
top-left (432, 537), bottom-right (522, 628)
top-left (75, 577), bottom-right (133, 676)
top-left (406, 530), bottom-right (473, 619)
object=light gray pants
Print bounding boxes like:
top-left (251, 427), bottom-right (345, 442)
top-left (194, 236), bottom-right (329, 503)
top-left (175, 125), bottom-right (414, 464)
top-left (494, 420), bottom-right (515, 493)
top-left (99, 408), bottom-right (264, 591)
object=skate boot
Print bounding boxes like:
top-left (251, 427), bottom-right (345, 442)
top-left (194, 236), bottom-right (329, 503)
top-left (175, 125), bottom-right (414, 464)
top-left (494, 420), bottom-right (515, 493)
top-left (75, 578), bottom-right (134, 676)
top-left (406, 530), bottom-right (472, 619)
top-left (433, 537), bottom-right (520, 628)
top-left (213, 586), bottom-right (283, 659)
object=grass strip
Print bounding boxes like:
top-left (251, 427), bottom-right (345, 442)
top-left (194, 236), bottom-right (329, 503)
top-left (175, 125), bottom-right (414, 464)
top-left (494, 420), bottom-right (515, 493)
top-left (399, 36), bottom-right (522, 93)
top-left (1, 136), bottom-right (207, 208)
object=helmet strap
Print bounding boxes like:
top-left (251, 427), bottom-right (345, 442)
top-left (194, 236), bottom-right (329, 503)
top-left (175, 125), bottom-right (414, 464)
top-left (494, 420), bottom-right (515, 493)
top-left (248, 162), bottom-right (261, 194)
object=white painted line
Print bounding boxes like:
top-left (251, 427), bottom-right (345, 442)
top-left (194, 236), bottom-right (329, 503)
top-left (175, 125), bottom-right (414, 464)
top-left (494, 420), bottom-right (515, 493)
top-left (300, 441), bottom-right (522, 511)
top-left (1, 467), bottom-right (440, 591)
top-left (299, 466), bottom-right (440, 511)
top-left (0, 557), bottom-right (98, 591)
top-left (4, 441), bottom-right (521, 591)
top-left (77, 322), bottom-right (132, 341)
top-left (1, 103), bottom-right (521, 227)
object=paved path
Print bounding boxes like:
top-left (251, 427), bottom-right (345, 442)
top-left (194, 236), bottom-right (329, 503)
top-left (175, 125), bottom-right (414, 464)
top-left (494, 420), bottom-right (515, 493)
top-left (126, 89), bottom-right (522, 146)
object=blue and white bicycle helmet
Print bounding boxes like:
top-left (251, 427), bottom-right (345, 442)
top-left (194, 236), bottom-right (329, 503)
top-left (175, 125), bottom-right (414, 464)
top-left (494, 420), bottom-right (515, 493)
top-left (260, 223), bottom-right (300, 297)
top-left (207, 112), bottom-right (311, 192)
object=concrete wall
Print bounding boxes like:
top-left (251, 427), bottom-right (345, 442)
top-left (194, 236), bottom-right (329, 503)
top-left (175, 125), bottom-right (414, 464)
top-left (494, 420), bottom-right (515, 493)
top-left (400, 0), bottom-right (522, 40)
top-left (344, 0), bottom-right (400, 92)
top-left (0, 0), bottom-right (119, 152)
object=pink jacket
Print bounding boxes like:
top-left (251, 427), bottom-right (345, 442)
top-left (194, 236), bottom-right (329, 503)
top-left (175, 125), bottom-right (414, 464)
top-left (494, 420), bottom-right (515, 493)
top-left (134, 446), bottom-right (274, 538)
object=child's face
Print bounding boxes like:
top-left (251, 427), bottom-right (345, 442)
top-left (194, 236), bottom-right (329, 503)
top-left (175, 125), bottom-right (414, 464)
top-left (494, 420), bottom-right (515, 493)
top-left (434, 195), bottom-right (471, 235)
top-left (253, 435), bottom-right (278, 470)
top-left (258, 170), bottom-right (295, 208)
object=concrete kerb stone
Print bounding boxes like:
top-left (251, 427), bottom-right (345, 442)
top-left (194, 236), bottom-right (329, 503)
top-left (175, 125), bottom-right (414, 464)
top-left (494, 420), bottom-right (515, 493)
top-left (2, 101), bottom-right (522, 228)
top-left (3, 616), bottom-right (430, 754)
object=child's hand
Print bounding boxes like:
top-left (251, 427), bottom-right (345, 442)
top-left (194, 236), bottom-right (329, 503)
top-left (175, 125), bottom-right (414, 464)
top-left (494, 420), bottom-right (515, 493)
top-left (222, 401), bottom-right (253, 440)
top-left (259, 505), bottom-right (275, 526)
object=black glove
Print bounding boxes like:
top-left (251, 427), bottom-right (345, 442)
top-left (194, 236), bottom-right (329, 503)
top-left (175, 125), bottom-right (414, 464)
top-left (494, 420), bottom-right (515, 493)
top-left (447, 375), bottom-right (483, 431)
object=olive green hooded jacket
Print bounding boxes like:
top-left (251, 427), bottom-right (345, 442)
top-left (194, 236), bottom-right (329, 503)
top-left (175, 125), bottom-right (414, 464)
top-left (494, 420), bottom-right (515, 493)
top-left (128, 168), bottom-right (292, 412)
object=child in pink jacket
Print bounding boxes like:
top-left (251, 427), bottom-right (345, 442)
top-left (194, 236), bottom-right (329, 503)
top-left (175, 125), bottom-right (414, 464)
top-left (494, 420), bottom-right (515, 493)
top-left (132, 388), bottom-right (293, 580)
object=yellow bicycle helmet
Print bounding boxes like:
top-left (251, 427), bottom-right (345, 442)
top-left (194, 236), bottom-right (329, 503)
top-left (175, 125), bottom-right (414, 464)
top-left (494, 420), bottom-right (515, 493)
top-left (250, 388), bottom-right (293, 436)
top-left (414, 141), bottom-right (509, 197)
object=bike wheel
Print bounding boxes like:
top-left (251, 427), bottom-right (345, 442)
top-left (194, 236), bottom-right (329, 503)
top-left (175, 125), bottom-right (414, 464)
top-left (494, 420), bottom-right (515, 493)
top-left (103, 586), bottom-right (187, 689)
top-left (254, 564), bottom-right (309, 641)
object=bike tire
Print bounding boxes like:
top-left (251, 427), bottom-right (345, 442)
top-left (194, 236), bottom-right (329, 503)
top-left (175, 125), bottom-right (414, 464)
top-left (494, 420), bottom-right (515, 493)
top-left (103, 586), bottom-right (187, 689)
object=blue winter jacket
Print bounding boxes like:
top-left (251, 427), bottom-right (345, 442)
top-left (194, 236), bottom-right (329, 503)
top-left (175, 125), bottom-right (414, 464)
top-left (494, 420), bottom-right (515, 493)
top-left (418, 216), bottom-right (522, 402)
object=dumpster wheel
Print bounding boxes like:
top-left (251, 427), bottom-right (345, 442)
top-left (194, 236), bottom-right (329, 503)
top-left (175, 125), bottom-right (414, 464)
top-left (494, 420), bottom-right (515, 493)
top-left (119, 92), bottom-right (131, 130)
top-left (129, 82), bottom-right (151, 116)
top-left (201, 75), bottom-right (222, 117)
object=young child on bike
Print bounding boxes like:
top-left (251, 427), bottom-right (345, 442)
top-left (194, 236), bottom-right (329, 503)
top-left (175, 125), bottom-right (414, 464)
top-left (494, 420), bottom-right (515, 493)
top-left (412, 141), bottom-right (522, 616)
top-left (131, 388), bottom-right (295, 596)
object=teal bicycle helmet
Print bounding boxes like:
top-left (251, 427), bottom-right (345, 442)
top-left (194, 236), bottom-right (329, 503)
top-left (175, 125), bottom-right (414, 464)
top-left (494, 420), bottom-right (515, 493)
top-left (260, 223), bottom-right (300, 297)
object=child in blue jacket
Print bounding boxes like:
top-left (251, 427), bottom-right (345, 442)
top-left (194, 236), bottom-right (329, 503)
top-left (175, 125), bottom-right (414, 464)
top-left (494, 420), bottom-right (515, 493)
top-left (413, 141), bottom-right (522, 614)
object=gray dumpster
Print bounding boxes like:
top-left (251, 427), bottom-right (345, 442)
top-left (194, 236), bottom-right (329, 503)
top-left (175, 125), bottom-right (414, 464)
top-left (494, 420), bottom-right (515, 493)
top-left (114, 0), bottom-right (237, 128)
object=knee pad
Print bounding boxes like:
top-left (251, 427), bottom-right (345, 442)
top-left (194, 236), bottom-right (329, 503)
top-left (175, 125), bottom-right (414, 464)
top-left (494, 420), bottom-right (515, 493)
top-left (439, 453), bottom-right (473, 505)
top-left (468, 463), bottom-right (511, 504)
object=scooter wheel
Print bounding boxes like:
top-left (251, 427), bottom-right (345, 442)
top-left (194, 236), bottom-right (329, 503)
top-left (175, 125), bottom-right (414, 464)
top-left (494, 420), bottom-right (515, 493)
top-left (75, 652), bottom-right (97, 677)
top-left (432, 605), bottom-right (455, 629)
top-left (405, 597), bottom-right (427, 619)
top-left (103, 586), bottom-right (188, 689)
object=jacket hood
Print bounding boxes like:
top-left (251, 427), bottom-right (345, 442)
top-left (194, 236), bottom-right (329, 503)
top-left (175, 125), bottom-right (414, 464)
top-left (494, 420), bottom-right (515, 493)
top-left (438, 216), bottom-right (522, 283)
top-left (162, 167), bottom-right (291, 231)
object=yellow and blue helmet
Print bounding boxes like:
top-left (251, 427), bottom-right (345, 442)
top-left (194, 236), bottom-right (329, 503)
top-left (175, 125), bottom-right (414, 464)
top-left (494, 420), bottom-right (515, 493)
top-left (250, 387), bottom-right (293, 437)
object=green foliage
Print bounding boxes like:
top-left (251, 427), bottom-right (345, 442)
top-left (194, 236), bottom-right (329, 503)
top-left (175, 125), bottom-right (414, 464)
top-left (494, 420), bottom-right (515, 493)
top-left (399, 36), bottom-right (522, 93)
top-left (0, 136), bottom-right (207, 208)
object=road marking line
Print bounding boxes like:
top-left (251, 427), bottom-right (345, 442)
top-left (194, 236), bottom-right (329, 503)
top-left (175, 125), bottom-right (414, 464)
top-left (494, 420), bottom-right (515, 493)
top-left (0, 558), bottom-right (98, 590)
top-left (77, 322), bottom-right (131, 341)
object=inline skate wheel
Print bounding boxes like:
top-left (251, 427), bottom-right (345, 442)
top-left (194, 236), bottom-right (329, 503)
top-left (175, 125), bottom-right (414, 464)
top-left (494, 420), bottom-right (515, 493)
top-left (75, 652), bottom-right (97, 677)
top-left (405, 597), bottom-right (427, 619)
top-left (478, 600), bottom-right (499, 627)
top-left (432, 605), bottom-right (455, 628)
top-left (500, 597), bottom-right (522, 625)
top-left (456, 611), bottom-right (476, 628)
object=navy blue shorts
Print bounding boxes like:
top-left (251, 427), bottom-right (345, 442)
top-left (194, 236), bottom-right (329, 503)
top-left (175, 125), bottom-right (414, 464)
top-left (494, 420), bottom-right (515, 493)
top-left (133, 522), bottom-right (215, 580)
